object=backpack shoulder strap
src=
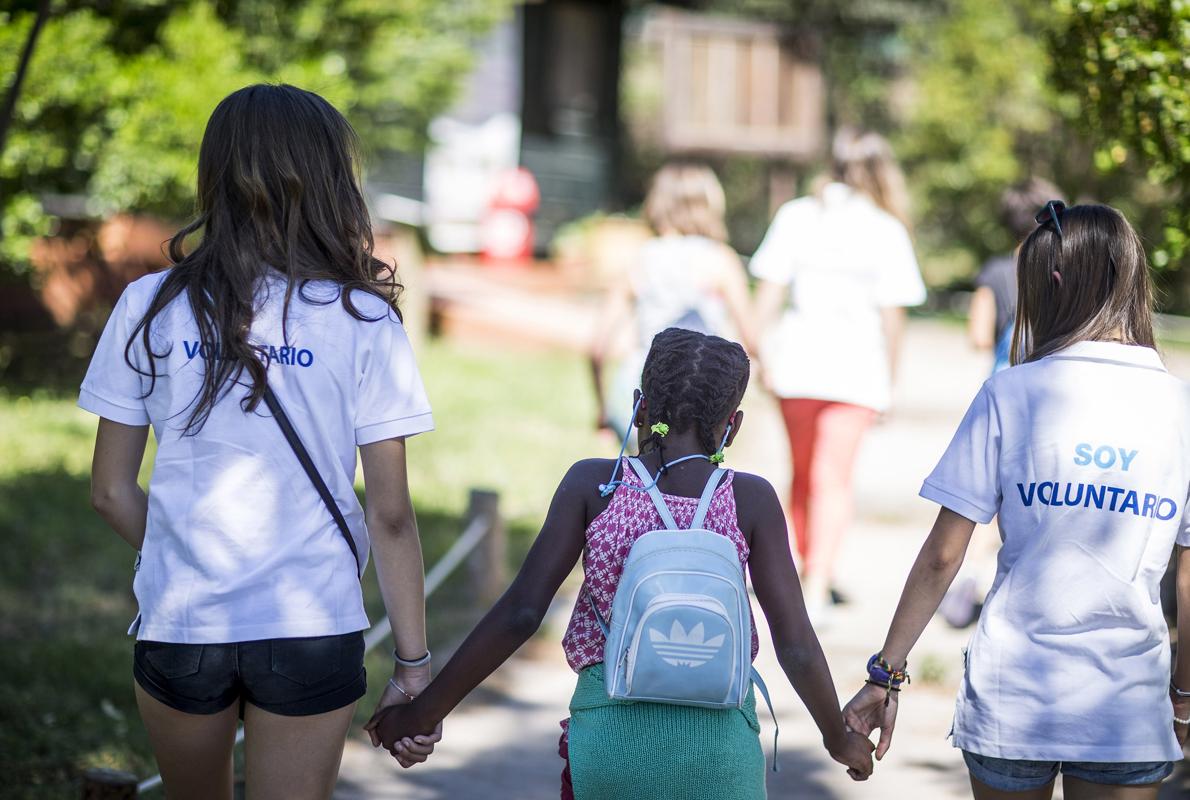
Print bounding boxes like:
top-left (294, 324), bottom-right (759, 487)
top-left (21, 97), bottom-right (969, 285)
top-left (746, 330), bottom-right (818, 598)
top-left (627, 457), bottom-right (679, 530)
top-left (690, 468), bottom-right (726, 530)
top-left (263, 385), bottom-right (363, 579)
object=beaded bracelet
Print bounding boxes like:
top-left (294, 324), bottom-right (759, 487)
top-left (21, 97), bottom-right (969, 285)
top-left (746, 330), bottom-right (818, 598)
top-left (1175, 715), bottom-right (1190, 726)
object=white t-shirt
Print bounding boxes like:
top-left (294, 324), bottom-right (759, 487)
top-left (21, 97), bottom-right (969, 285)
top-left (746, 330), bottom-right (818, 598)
top-left (921, 341), bottom-right (1190, 762)
top-left (632, 235), bottom-right (731, 352)
top-left (749, 183), bottom-right (926, 411)
top-left (79, 271), bottom-right (434, 643)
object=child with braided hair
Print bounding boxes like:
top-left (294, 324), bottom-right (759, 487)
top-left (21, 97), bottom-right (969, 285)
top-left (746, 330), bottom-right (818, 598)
top-left (374, 327), bottom-right (874, 798)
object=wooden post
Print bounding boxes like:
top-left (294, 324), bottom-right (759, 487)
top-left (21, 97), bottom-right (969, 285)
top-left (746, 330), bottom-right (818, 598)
top-left (465, 489), bottom-right (506, 607)
top-left (81, 769), bottom-right (137, 799)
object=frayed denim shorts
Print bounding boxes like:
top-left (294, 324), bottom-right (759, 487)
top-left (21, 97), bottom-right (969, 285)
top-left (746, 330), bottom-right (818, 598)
top-left (963, 750), bottom-right (1173, 791)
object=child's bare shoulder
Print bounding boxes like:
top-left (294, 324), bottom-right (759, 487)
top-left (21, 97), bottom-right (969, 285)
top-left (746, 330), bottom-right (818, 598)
top-left (729, 470), bottom-right (784, 529)
top-left (558, 458), bottom-right (620, 494)
top-left (729, 469), bottom-right (780, 503)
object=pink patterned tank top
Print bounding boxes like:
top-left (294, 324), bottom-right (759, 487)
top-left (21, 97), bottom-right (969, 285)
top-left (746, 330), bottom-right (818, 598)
top-left (561, 458), bottom-right (760, 673)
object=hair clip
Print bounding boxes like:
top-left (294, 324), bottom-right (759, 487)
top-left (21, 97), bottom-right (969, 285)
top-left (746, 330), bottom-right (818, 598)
top-left (709, 451), bottom-right (725, 464)
top-left (1034, 199), bottom-right (1066, 239)
top-left (650, 422), bottom-right (669, 437)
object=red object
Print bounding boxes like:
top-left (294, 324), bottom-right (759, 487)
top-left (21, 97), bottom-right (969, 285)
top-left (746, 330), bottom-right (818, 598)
top-left (481, 167), bottom-right (540, 261)
top-left (779, 398), bottom-right (876, 568)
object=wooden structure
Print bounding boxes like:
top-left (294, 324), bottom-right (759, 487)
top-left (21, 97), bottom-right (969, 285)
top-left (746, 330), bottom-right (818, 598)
top-left (638, 8), bottom-right (825, 161)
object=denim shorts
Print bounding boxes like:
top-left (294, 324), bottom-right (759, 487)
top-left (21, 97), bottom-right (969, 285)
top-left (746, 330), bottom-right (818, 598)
top-left (133, 631), bottom-right (366, 716)
top-left (963, 750), bottom-right (1173, 791)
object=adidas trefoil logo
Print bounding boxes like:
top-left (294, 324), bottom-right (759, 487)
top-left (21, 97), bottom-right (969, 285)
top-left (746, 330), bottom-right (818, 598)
top-left (648, 620), bottom-right (724, 667)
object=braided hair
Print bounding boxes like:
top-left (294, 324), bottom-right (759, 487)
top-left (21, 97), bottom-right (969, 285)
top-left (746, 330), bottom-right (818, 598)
top-left (639, 328), bottom-right (750, 459)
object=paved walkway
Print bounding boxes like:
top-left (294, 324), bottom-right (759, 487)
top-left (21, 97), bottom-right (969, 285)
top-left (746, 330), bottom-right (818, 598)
top-left (337, 320), bottom-right (1190, 799)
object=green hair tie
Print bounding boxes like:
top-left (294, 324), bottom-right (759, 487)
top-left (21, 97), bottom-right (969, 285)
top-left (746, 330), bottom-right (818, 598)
top-left (650, 422), bottom-right (670, 437)
top-left (709, 451), bottom-right (725, 464)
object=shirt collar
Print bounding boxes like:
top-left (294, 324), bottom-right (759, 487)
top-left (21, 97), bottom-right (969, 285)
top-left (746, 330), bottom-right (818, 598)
top-left (1048, 340), bottom-right (1167, 372)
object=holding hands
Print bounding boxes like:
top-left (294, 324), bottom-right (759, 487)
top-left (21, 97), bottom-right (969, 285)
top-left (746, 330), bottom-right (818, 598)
top-left (363, 656), bottom-right (442, 769)
top-left (843, 681), bottom-right (899, 761)
top-left (827, 725), bottom-right (876, 781)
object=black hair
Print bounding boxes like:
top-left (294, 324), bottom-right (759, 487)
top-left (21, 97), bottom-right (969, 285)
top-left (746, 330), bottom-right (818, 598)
top-left (126, 83), bottom-right (401, 434)
top-left (639, 327), bottom-right (750, 457)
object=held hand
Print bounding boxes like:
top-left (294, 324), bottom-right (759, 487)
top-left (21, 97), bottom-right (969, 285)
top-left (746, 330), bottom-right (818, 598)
top-left (843, 682), bottom-right (899, 760)
top-left (389, 718), bottom-right (443, 769)
top-left (1172, 693), bottom-right (1190, 746)
top-left (375, 701), bottom-right (442, 768)
top-left (364, 680), bottom-right (412, 748)
top-left (828, 729), bottom-right (875, 781)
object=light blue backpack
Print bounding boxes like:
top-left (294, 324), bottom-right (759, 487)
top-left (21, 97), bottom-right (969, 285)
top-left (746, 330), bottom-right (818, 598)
top-left (590, 457), bottom-right (779, 762)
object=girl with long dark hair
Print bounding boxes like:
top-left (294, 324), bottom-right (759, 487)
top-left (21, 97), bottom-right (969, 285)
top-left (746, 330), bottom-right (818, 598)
top-left (81, 84), bottom-right (438, 799)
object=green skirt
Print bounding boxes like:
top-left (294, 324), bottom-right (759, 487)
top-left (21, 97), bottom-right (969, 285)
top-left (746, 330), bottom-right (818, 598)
top-left (567, 663), bottom-right (766, 800)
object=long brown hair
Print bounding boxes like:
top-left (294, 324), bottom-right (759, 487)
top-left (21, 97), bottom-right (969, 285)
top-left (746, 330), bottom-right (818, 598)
top-left (1010, 204), bottom-right (1154, 365)
top-left (828, 127), bottom-right (912, 230)
top-left (126, 84), bottom-right (401, 433)
top-left (642, 163), bottom-right (728, 242)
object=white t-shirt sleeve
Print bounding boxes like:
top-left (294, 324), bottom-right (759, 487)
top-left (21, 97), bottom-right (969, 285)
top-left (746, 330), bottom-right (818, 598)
top-left (78, 288), bottom-right (151, 426)
top-left (748, 204), bottom-right (802, 284)
top-left (920, 383), bottom-right (1001, 523)
top-left (875, 222), bottom-right (927, 308)
top-left (354, 313), bottom-right (433, 445)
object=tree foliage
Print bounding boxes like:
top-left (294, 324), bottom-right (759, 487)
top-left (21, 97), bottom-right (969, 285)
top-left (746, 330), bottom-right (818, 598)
top-left (1048, 0), bottom-right (1189, 274)
top-left (0, 0), bottom-right (512, 271)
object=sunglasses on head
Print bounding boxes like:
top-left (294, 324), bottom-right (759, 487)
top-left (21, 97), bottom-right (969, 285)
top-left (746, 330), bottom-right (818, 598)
top-left (1035, 200), bottom-right (1066, 238)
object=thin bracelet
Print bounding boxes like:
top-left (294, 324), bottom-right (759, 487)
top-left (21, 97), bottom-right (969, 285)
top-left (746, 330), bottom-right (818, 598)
top-left (388, 677), bottom-right (416, 701)
top-left (1175, 715), bottom-right (1190, 726)
top-left (394, 649), bottom-right (432, 668)
top-left (1171, 681), bottom-right (1190, 698)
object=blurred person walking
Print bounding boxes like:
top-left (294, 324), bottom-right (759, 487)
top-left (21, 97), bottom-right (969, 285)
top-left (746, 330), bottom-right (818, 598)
top-left (81, 84), bottom-right (439, 800)
top-left (589, 163), bottom-right (756, 439)
top-left (967, 178), bottom-right (1063, 375)
top-left (751, 129), bottom-right (926, 618)
top-left (845, 203), bottom-right (1190, 799)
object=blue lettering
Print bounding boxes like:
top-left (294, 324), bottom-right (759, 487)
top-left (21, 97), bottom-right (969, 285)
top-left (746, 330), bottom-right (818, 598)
top-left (267, 345), bottom-right (279, 365)
top-left (297, 349), bottom-right (314, 367)
top-left (1051, 482), bottom-right (1066, 506)
top-left (1156, 498), bottom-right (1178, 521)
top-left (1037, 482), bottom-right (1055, 506)
top-left (1073, 443), bottom-right (1093, 466)
top-left (1105, 486), bottom-right (1124, 511)
top-left (1017, 483), bottom-right (1037, 507)
top-left (1093, 446), bottom-right (1116, 468)
top-left (183, 340), bottom-right (200, 359)
top-left (1085, 484), bottom-right (1105, 509)
top-left (1142, 493), bottom-right (1157, 518)
top-left (1063, 483), bottom-right (1085, 506)
top-left (279, 347), bottom-right (291, 366)
top-left (1118, 449), bottom-right (1138, 471)
top-left (1120, 490), bottom-right (1140, 515)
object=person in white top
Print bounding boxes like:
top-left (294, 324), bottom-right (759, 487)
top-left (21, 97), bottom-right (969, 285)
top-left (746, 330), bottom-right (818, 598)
top-left (751, 129), bottom-right (927, 614)
top-left (844, 202), bottom-right (1190, 798)
top-left (82, 84), bottom-right (439, 799)
top-left (589, 163), bottom-right (756, 439)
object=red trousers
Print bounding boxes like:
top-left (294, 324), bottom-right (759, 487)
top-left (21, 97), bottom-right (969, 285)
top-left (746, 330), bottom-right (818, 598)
top-left (779, 398), bottom-right (875, 581)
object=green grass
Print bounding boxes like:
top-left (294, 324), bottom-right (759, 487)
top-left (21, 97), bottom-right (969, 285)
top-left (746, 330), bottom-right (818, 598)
top-left (0, 338), bottom-right (604, 798)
